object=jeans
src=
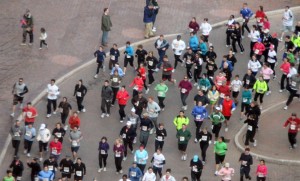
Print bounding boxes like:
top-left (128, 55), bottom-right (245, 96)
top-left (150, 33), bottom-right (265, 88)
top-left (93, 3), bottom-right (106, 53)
top-left (47, 99), bottom-right (57, 114)
top-left (157, 49), bottom-right (166, 68)
top-left (180, 93), bottom-right (189, 106)
top-left (101, 99), bottom-right (111, 114)
top-left (102, 31), bottom-right (109, 45)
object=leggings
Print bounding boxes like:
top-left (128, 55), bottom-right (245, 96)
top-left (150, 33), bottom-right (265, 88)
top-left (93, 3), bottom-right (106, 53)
top-left (98, 153), bottom-right (108, 168)
top-left (254, 93), bottom-right (264, 104)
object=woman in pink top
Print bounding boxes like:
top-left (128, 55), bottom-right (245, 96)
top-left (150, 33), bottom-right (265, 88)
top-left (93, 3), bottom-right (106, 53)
top-left (279, 57), bottom-right (290, 92)
top-left (129, 74), bottom-right (144, 97)
top-left (260, 63), bottom-right (274, 95)
top-left (256, 159), bottom-right (268, 181)
top-left (214, 72), bottom-right (227, 89)
top-left (218, 162), bottom-right (234, 181)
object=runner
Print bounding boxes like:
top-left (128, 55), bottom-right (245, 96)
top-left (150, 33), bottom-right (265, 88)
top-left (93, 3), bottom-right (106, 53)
top-left (221, 95), bottom-right (236, 132)
top-left (151, 149), bottom-right (165, 179)
top-left (266, 44), bottom-right (277, 79)
top-left (138, 63), bottom-right (149, 93)
top-left (43, 156), bottom-right (58, 177)
top-left (142, 167), bottom-right (156, 181)
top-left (283, 113), bottom-right (300, 149)
top-left (134, 145), bottom-right (149, 174)
top-left (172, 35), bottom-right (186, 71)
top-left (20, 9), bottom-right (34, 46)
top-left (248, 25), bottom-right (260, 57)
top-left (98, 136), bottom-right (109, 172)
top-left (226, 15), bottom-right (236, 47)
top-left (189, 33), bottom-right (199, 54)
top-left (154, 35), bottom-right (169, 69)
top-left (197, 127), bottom-right (212, 163)
top-left (135, 45), bottom-right (148, 69)
top-left (120, 121), bottom-right (136, 160)
top-left (199, 37), bottom-right (208, 60)
top-left (279, 57), bottom-right (291, 92)
top-left (162, 55), bottom-right (176, 84)
top-left (217, 82), bottom-right (231, 106)
top-left (231, 23), bottom-right (245, 54)
top-left (200, 18), bottom-right (212, 44)
top-left (38, 166), bottom-right (54, 181)
top-left (248, 55), bottom-right (262, 76)
top-left (126, 108), bottom-right (140, 135)
top-left (261, 29), bottom-right (273, 62)
top-left (59, 155), bottom-right (73, 181)
top-left (116, 86), bottom-right (130, 122)
top-left (256, 159), bottom-right (268, 181)
top-left (94, 46), bottom-right (106, 79)
top-left (284, 73), bottom-right (300, 110)
top-left (68, 112), bottom-right (80, 131)
top-left (129, 74), bottom-right (144, 98)
top-left (280, 6), bottom-right (294, 41)
top-left (27, 158), bottom-right (41, 181)
top-left (218, 162), bottom-right (234, 180)
top-left (173, 110), bottom-right (190, 131)
top-left (22, 102), bottom-right (38, 125)
top-left (240, 86), bottom-right (252, 120)
top-left (188, 17), bottom-right (199, 34)
top-left (239, 148), bottom-right (253, 181)
top-left (128, 162), bottom-right (143, 181)
top-left (253, 75), bottom-right (268, 109)
top-left (184, 48), bottom-right (196, 80)
top-left (198, 73), bottom-right (211, 94)
top-left (161, 169), bottom-right (176, 181)
top-left (214, 136), bottom-right (228, 176)
top-left (46, 79), bottom-right (60, 118)
top-left (111, 63), bottom-right (125, 77)
top-left (190, 155), bottom-right (203, 181)
top-left (207, 85), bottom-right (219, 113)
top-left (193, 90), bottom-right (209, 107)
top-left (210, 106), bottom-right (225, 142)
top-left (49, 137), bottom-right (63, 161)
top-left (147, 96), bottom-right (160, 133)
top-left (101, 80), bottom-right (113, 118)
top-left (176, 124), bottom-right (192, 161)
top-left (255, 6), bottom-right (266, 31)
top-left (230, 75), bottom-right (243, 105)
top-left (179, 76), bottom-right (193, 110)
top-left (73, 79), bottom-right (87, 113)
top-left (110, 71), bottom-right (122, 106)
top-left (113, 138), bottom-right (125, 174)
top-left (139, 113), bottom-right (153, 147)
top-left (191, 101), bottom-right (208, 142)
top-left (109, 44), bottom-right (120, 70)
top-left (124, 41), bottom-right (135, 75)
top-left (253, 39), bottom-right (265, 62)
top-left (131, 92), bottom-right (148, 118)
top-left (69, 126), bottom-right (83, 161)
top-left (206, 58), bottom-right (218, 78)
top-left (24, 123), bottom-right (36, 157)
top-left (260, 63), bottom-right (274, 95)
top-left (240, 2), bottom-right (253, 38)
top-left (154, 80), bottom-right (168, 111)
top-left (37, 123), bottom-right (51, 161)
top-left (214, 72), bottom-right (226, 90)
top-left (146, 51), bottom-right (158, 85)
top-left (3, 170), bottom-right (14, 181)
top-left (11, 78), bottom-right (28, 117)
top-left (9, 156), bottom-right (24, 181)
top-left (10, 120), bottom-right (24, 156)
top-left (193, 53), bottom-right (203, 85)
top-left (242, 69), bottom-right (257, 90)
top-left (58, 97), bottom-right (72, 128)
top-left (73, 158), bottom-right (86, 181)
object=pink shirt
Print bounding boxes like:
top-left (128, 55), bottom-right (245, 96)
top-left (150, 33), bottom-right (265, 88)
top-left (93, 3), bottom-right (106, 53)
top-left (260, 67), bottom-right (274, 80)
top-left (218, 167), bottom-right (235, 181)
top-left (280, 62), bottom-right (290, 74)
top-left (215, 76), bottom-right (227, 88)
top-left (256, 165), bottom-right (268, 177)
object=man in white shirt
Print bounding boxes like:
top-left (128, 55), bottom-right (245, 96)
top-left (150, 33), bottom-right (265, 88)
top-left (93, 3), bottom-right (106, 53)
top-left (280, 6), bottom-right (294, 41)
top-left (142, 167), bottom-right (156, 181)
top-left (200, 18), bottom-right (212, 44)
top-left (172, 35), bottom-right (186, 71)
top-left (46, 79), bottom-right (60, 118)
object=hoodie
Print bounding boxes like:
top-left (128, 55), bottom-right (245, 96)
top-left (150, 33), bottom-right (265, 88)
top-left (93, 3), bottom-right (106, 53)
top-left (189, 35), bottom-right (199, 51)
top-left (191, 106), bottom-right (208, 121)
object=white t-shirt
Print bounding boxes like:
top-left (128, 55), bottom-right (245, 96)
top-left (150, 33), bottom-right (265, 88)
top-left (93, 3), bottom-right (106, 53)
top-left (152, 153), bottom-right (165, 168)
top-left (231, 80), bottom-right (242, 92)
top-left (267, 50), bottom-right (277, 64)
top-left (200, 22), bottom-right (212, 35)
top-left (282, 9), bottom-right (293, 26)
top-left (47, 84), bottom-right (60, 100)
top-left (142, 172), bottom-right (156, 181)
top-left (172, 39), bottom-right (186, 55)
top-left (248, 60), bottom-right (261, 72)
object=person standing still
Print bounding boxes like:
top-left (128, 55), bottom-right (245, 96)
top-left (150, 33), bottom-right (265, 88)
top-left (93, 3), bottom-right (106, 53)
top-left (143, 4), bottom-right (155, 39)
top-left (101, 8), bottom-right (112, 46)
top-left (20, 9), bottom-right (34, 46)
top-left (101, 80), bottom-right (113, 118)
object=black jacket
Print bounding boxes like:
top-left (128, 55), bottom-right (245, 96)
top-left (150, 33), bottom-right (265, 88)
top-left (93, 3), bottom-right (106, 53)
top-left (27, 162), bottom-right (41, 176)
top-left (101, 85), bottom-right (113, 100)
top-left (74, 84), bottom-right (87, 97)
top-left (120, 126), bottom-right (137, 141)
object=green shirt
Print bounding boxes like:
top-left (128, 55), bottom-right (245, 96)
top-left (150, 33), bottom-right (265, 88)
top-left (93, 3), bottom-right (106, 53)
top-left (253, 80), bottom-right (268, 93)
top-left (154, 84), bottom-right (168, 97)
top-left (209, 112), bottom-right (225, 125)
top-left (173, 116), bottom-right (189, 130)
top-left (101, 14), bottom-right (112, 31)
top-left (176, 129), bottom-right (191, 144)
top-left (214, 141), bottom-right (227, 156)
top-left (3, 176), bottom-right (14, 181)
top-left (241, 90), bottom-right (252, 105)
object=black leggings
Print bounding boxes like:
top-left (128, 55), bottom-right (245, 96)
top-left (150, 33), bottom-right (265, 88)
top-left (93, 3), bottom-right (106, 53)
top-left (212, 124), bottom-right (222, 138)
top-left (174, 54), bottom-right (182, 69)
top-left (157, 97), bottom-right (165, 109)
top-left (232, 38), bottom-right (244, 53)
top-left (24, 140), bottom-right (33, 153)
top-left (153, 166), bottom-right (163, 178)
top-left (98, 153), bottom-right (108, 168)
top-left (155, 140), bottom-right (164, 151)
top-left (269, 62), bottom-right (276, 76)
top-left (280, 74), bottom-right (288, 90)
top-left (119, 105), bottom-right (126, 120)
top-left (111, 87), bottom-right (119, 105)
top-left (47, 99), bottom-right (57, 114)
top-left (96, 61), bottom-right (104, 74)
top-left (200, 143), bottom-right (209, 161)
top-left (115, 157), bottom-right (122, 172)
top-left (76, 96), bottom-right (84, 111)
top-left (194, 66), bottom-right (202, 83)
top-left (254, 93), bottom-right (264, 104)
top-left (242, 19), bottom-right (250, 36)
top-left (40, 40), bottom-right (47, 48)
top-left (123, 140), bottom-right (133, 157)
top-left (245, 130), bottom-right (256, 146)
top-left (12, 140), bottom-right (20, 156)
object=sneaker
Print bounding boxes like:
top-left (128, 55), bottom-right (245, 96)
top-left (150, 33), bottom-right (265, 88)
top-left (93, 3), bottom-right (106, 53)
top-left (133, 137), bottom-right (137, 144)
top-left (214, 171), bottom-right (218, 176)
top-left (101, 113), bottom-right (105, 118)
top-left (145, 89), bottom-right (149, 94)
top-left (172, 69), bottom-right (175, 73)
top-left (24, 150), bottom-right (27, 154)
top-left (20, 43), bottom-right (27, 46)
top-left (197, 86), bottom-right (200, 90)
top-left (46, 114), bottom-right (51, 118)
top-left (202, 161), bottom-right (206, 165)
top-left (64, 125), bottom-right (68, 130)
top-left (154, 68), bottom-right (159, 72)
top-left (225, 127), bottom-right (228, 132)
top-left (183, 105), bottom-right (188, 110)
top-left (76, 110), bottom-right (80, 113)
top-left (240, 51), bottom-right (244, 54)
top-left (181, 155), bottom-right (184, 160)
top-left (241, 36), bottom-right (245, 39)
top-left (273, 75), bottom-right (277, 80)
top-left (123, 157), bottom-right (127, 161)
top-left (294, 144), bottom-right (297, 148)
top-left (39, 157), bottom-right (43, 161)
top-left (150, 129), bottom-right (153, 135)
top-left (194, 138), bottom-right (198, 143)
top-left (226, 45), bottom-right (229, 47)
top-left (120, 119), bottom-right (124, 123)
top-left (279, 89), bottom-right (283, 93)
top-left (27, 153), bottom-right (31, 157)
top-left (259, 106), bottom-right (262, 110)
top-left (53, 111), bottom-right (57, 115)
top-left (279, 38), bottom-right (283, 42)
top-left (94, 74), bottom-right (98, 79)
top-left (173, 79), bottom-right (177, 84)
top-left (194, 83), bottom-right (198, 86)
top-left (106, 114), bottom-right (110, 117)
top-left (183, 154), bottom-right (187, 161)
top-left (284, 106), bottom-right (288, 110)
top-left (253, 140), bottom-right (257, 147)
top-left (119, 170), bottom-right (123, 174)
top-left (103, 167), bottom-right (107, 171)
top-left (28, 43), bottom-right (32, 46)
top-left (266, 91), bottom-right (271, 96)
top-left (98, 168), bottom-right (103, 173)
top-left (131, 150), bottom-right (134, 154)
top-left (289, 146), bottom-right (294, 149)
top-left (10, 113), bottom-right (15, 117)
top-left (82, 108), bottom-right (86, 113)
top-left (161, 108), bottom-right (165, 111)
top-left (39, 48), bottom-right (42, 50)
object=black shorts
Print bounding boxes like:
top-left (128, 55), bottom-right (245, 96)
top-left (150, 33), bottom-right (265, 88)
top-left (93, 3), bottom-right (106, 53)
top-left (224, 116), bottom-right (231, 121)
top-left (232, 91), bottom-right (239, 98)
top-left (62, 173), bottom-right (71, 179)
top-left (38, 141), bottom-right (48, 152)
top-left (178, 143), bottom-right (187, 151)
top-left (124, 56), bottom-right (134, 67)
top-left (241, 102), bottom-right (249, 112)
top-left (162, 74), bottom-right (172, 81)
top-left (74, 175), bottom-right (84, 181)
top-left (13, 95), bottom-right (23, 105)
top-left (215, 154), bottom-right (225, 164)
top-left (202, 35), bottom-right (209, 42)
top-left (71, 146), bottom-right (80, 153)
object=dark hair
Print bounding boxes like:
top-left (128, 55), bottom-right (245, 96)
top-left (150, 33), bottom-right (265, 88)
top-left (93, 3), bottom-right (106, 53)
top-left (137, 44), bottom-right (143, 49)
top-left (204, 18), bottom-right (208, 21)
top-left (126, 41), bottom-right (131, 45)
top-left (51, 79), bottom-right (56, 83)
top-left (179, 110), bottom-right (185, 113)
top-left (6, 170), bottom-right (12, 174)
top-left (122, 174), bottom-right (128, 179)
top-left (235, 75), bottom-right (239, 78)
top-left (101, 136), bottom-right (107, 141)
top-left (182, 177), bottom-right (189, 181)
top-left (160, 34), bottom-right (164, 38)
top-left (41, 27), bottom-right (46, 33)
top-left (104, 80), bottom-right (109, 83)
top-left (260, 159), bottom-right (265, 164)
top-left (27, 102), bottom-right (32, 105)
top-left (113, 43), bottom-right (117, 47)
top-left (103, 8), bottom-right (108, 13)
top-left (79, 79), bottom-right (83, 83)
top-left (245, 148), bottom-right (250, 151)
top-left (163, 55), bottom-right (168, 59)
top-left (259, 6), bottom-right (263, 11)
top-left (286, 35), bottom-right (291, 39)
top-left (121, 85), bottom-right (126, 88)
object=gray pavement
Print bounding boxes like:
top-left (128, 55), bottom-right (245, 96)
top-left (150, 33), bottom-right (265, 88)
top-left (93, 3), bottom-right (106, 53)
top-left (1, 11), bottom-right (300, 181)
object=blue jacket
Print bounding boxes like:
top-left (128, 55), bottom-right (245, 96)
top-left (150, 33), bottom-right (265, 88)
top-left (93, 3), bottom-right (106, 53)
top-left (191, 106), bottom-right (208, 121)
top-left (189, 35), bottom-right (199, 51)
top-left (125, 46), bottom-right (134, 56)
top-left (98, 142), bottom-right (110, 154)
top-left (240, 7), bottom-right (253, 19)
top-left (110, 48), bottom-right (120, 62)
top-left (198, 78), bottom-right (211, 90)
top-left (154, 39), bottom-right (169, 50)
top-left (38, 170), bottom-right (54, 181)
top-left (199, 42), bottom-right (207, 55)
top-left (94, 50), bottom-right (106, 63)
top-left (110, 67), bottom-right (124, 77)
top-left (128, 166), bottom-right (143, 181)
top-left (134, 150), bottom-right (148, 165)
top-left (219, 60), bottom-right (233, 72)
top-left (143, 6), bottom-right (154, 23)
top-left (24, 126), bottom-right (36, 141)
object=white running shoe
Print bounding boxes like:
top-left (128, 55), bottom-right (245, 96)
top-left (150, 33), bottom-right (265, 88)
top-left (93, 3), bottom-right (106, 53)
top-left (183, 154), bottom-right (187, 160)
top-left (39, 157), bottom-right (43, 161)
top-left (82, 108), bottom-right (86, 112)
top-left (46, 114), bottom-right (51, 118)
top-left (214, 171), bottom-right (218, 176)
top-left (101, 113), bottom-right (105, 118)
top-left (64, 125), bottom-right (68, 130)
top-left (10, 113), bottom-right (15, 117)
top-left (123, 157), bottom-right (127, 161)
top-left (98, 168), bottom-right (103, 172)
top-left (194, 138), bottom-right (198, 143)
top-left (94, 74), bottom-right (98, 79)
top-left (103, 167), bottom-right (107, 171)
top-left (106, 114), bottom-right (110, 117)
top-left (194, 83), bottom-right (198, 86)
top-left (225, 127), bottom-right (228, 132)
top-left (172, 69), bottom-right (175, 73)
top-left (27, 153), bottom-right (31, 157)
top-left (253, 140), bottom-right (257, 147)
top-left (279, 89), bottom-right (283, 93)
top-left (53, 111), bottom-right (57, 115)
top-left (284, 106), bottom-right (288, 110)
top-left (145, 89), bottom-right (149, 94)
top-left (119, 170), bottom-right (123, 174)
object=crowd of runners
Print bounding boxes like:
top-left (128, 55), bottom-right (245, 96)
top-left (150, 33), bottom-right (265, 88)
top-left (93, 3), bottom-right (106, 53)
top-left (3, 0), bottom-right (300, 181)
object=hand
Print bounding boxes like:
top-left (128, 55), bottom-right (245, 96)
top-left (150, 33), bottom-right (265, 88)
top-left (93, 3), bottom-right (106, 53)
top-left (162, 48), bottom-right (166, 51)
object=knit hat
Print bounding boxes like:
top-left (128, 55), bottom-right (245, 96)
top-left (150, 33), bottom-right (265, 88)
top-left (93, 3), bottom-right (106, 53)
top-left (193, 155), bottom-right (199, 162)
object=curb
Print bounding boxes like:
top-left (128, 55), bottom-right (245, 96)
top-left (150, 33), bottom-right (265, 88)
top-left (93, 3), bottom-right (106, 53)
top-left (234, 100), bottom-right (300, 166)
top-left (0, 6), bottom-right (299, 166)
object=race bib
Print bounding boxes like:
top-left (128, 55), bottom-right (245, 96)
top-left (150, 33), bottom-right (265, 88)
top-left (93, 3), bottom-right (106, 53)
top-left (133, 86), bottom-right (139, 90)
top-left (42, 178), bottom-right (48, 181)
top-left (181, 88), bottom-right (187, 93)
top-left (55, 132), bottom-right (62, 138)
top-left (233, 86), bottom-right (239, 92)
top-left (242, 160), bottom-right (247, 165)
top-left (25, 131), bottom-right (32, 137)
top-left (72, 140), bottom-right (78, 146)
top-left (180, 136), bottom-right (185, 141)
top-left (130, 118), bottom-right (137, 124)
top-left (126, 55), bottom-right (131, 59)
top-left (192, 166), bottom-right (198, 172)
top-left (291, 124), bottom-right (296, 130)
top-left (122, 134), bottom-right (126, 139)
top-left (201, 86), bottom-right (207, 91)
top-left (14, 132), bottom-right (20, 137)
top-left (291, 81), bottom-right (296, 87)
top-left (196, 115), bottom-right (202, 121)
top-left (51, 149), bottom-right (57, 155)
top-left (158, 91), bottom-right (164, 97)
top-left (157, 136), bottom-right (163, 141)
top-left (76, 92), bottom-right (82, 97)
top-left (76, 171), bottom-right (82, 176)
top-left (217, 81), bottom-right (222, 85)
top-left (243, 98), bottom-right (248, 103)
top-left (131, 171), bottom-right (137, 177)
top-left (138, 159), bottom-right (143, 164)
top-left (48, 165), bottom-right (54, 171)
top-left (26, 112), bottom-right (32, 117)
top-left (142, 126), bottom-right (147, 131)
top-left (64, 167), bottom-right (70, 173)
top-left (135, 101), bottom-right (139, 106)
top-left (111, 55), bottom-right (115, 60)
top-left (220, 93), bottom-right (225, 98)
top-left (248, 125), bottom-right (253, 131)
top-left (101, 149), bottom-right (106, 154)
top-left (246, 80), bottom-right (250, 85)
top-left (254, 49), bottom-right (259, 54)
top-left (112, 78), bottom-right (118, 82)
top-left (148, 61), bottom-right (153, 66)
top-left (258, 173), bottom-right (264, 177)
top-left (115, 152), bottom-right (121, 157)
top-left (201, 136), bottom-right (207, 141)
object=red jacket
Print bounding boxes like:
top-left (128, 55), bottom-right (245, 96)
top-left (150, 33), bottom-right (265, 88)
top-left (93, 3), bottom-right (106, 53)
top-left (283, 117), bottom-right (300, 133)
top-left (280, 62), bottom-right (290, 75)
top-left (253, 42), bottom-right (265, 55)
top-left (116, 90), bottom-right (130, 105)
top-left (49, 141), bottom-right (62, 155)
top-left (130, 77), bottom-right (144, 91)
top-left (218, 85), bottom-right (231, 99)
top-left (69, 116), bottom-right (80, 129)
top-left (222, 99), bottom-right (234, 117)
top-left (138, 67), bottom-right (146, 80)
top-left (255, 10), bottom-right (266, 23)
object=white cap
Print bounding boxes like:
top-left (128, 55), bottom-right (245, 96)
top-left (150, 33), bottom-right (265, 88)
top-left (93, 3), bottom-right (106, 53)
top-left (126, 121), bottom-right (132, 126)
top-left (225, 163), bottom-right (230, 167)
top-left (263, 29), bottom-right (269, 33)
top-left (215, 106), bottom-right (221, 111)
top-left (40, 123), bottom-right (46, 130)
top-left (131, 107), bottom-right (136, 113)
